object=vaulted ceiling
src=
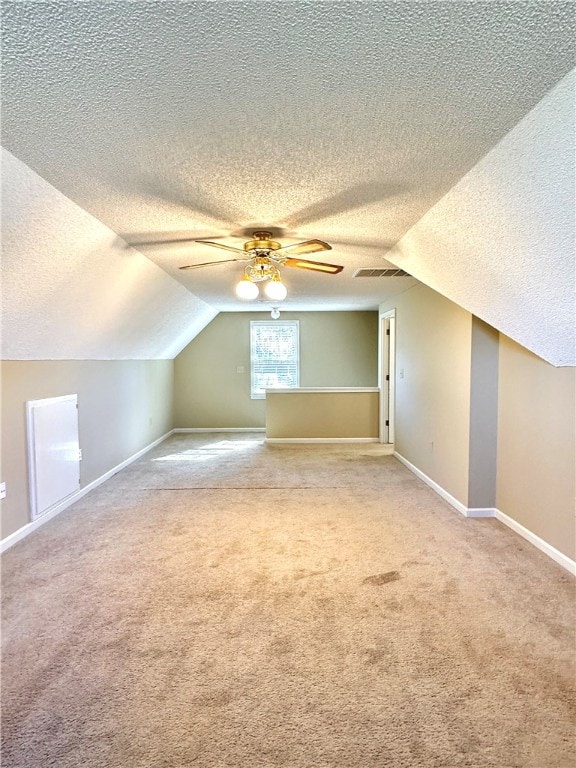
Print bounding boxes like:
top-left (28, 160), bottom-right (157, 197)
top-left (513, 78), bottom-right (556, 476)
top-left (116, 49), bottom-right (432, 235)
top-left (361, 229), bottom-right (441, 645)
top-left (1, 1), bottom-right (574, 362)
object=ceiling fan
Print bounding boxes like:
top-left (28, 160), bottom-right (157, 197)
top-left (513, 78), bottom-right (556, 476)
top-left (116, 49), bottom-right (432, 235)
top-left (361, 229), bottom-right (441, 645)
top-left (178, 231), bottom-right (343, 301)
top-left (179, 231), bottom-right (343, 274)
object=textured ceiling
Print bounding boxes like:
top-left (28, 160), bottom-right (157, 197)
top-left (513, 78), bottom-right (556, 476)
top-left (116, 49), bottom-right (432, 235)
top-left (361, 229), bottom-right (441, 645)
top-left (1, 150), bottom-right (217, 360)
top-left (2, 0), bottom-right (574, 314)
top-left (385, 72), bottom-right (575, 367)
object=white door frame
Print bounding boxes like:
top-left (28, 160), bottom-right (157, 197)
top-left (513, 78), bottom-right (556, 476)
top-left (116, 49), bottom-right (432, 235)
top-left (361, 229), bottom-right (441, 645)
top-left (378, 309), bottom-right (396, 444)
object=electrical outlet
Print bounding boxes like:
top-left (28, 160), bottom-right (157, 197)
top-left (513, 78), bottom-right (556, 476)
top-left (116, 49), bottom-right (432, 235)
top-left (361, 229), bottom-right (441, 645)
top-left (399, 368), bottom-right (405, 379)
top-left (78, 449), bottom-right (83, 461)
top-left (236, 366), bottom-right (245, 374)
top-left (0, 482), bottom-right (6, 500)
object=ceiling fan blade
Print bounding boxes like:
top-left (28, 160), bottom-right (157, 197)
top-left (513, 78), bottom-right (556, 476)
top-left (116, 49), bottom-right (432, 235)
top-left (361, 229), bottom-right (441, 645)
top-left (284, 257), bottom-right (343, 274)
top-left (275, 239), bottom-right (332, 257)
top-left (195, 240), bottom-right (246, 254)
top-left (179, 258), bottom-right (249, 270)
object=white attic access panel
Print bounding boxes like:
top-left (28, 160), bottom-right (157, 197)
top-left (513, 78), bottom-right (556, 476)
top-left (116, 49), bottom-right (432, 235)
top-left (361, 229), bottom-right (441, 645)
top-left (26, 395), bottom-right (81, 521)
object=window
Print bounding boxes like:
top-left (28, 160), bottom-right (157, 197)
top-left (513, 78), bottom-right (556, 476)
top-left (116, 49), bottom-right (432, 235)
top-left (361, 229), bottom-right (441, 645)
top-left (250, 321), bottom-right (299, 399)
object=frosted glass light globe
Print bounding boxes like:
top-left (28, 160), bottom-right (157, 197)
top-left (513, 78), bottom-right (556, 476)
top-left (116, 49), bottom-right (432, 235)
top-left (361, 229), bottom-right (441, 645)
top-left (264, 279), bottom-right (287, 301)
top-left (235, 278), bottom-right (259, 300)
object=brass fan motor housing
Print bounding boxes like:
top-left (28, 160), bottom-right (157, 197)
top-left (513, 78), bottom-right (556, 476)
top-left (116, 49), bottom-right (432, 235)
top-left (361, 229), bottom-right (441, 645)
top-left (243, 231), bottom-right (281, 252)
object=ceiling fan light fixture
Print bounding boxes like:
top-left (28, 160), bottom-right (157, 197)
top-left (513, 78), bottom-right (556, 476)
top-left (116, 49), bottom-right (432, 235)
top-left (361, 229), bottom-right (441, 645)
top-left (244, 255), bottom-right (281, 282)
top-left (264, 275), bottom-right (287, 301)
top-left (177, 231), bottom-right (341, 302)
top-left (235, 276), bottom-right (259, 300)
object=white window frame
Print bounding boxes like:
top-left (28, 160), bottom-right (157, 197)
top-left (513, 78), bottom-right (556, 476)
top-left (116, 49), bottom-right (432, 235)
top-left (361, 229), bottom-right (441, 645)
top-left (250, 320), bottom-right (300, 399)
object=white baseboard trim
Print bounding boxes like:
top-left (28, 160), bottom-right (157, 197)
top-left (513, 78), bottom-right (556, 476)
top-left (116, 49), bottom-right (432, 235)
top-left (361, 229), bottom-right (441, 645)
top-left (393, 451), bottom-right (575, 575)
top-left (466, 507), bottom-right (497, 519)
top-left (173, 428), bottom-right (266, 433)
top-left (0, 429), bottom-right (174, 554)
top-left (494, 508), bottom-right (576, 576)
top-left (393, 452), bottom-right (474, 517)
top-left (265, 437), bottom-right (381, 444)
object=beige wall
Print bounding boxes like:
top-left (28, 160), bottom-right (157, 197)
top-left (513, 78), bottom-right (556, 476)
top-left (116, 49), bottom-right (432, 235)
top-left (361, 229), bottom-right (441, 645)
top-left (468, 318), bottom-right (499, 508)
top-left (266, 391), bottom-right (379, 439)
top-left (380, 282), bottom-right (575, 562)
top-left (380, 285), bottom-right (473, 505)
top-left (0, 360), bottom-right (174, 539)
top-left (497, 336), bottom-right (576, 560)
top-left (174, 311), bottom-right (378, 428)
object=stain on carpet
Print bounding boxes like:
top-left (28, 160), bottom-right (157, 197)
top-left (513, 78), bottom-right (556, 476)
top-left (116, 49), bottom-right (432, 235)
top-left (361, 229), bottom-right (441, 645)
top-left (365, 648), bottom-right (389, 664)
top-left (363, 571), bottom-right (400, 586)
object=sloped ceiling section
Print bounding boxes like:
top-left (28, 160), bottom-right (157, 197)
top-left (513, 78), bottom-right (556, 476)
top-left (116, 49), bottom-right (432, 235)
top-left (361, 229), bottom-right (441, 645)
top-left (1, 150), bottom-right (217, 360)
top-left (385, 71), bottom-right (576, 367)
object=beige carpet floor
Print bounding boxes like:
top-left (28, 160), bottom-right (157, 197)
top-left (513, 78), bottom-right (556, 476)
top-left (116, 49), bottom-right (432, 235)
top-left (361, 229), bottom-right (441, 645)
top-left (1, 433), bottom-right (575, 768)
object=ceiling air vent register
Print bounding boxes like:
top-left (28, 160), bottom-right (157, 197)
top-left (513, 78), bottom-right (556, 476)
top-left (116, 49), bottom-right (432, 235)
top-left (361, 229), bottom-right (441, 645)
top-left (353, 268), bottom-right (411, 278)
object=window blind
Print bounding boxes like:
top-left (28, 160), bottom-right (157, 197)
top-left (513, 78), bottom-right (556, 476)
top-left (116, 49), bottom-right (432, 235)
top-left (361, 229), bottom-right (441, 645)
top-left (250, 321), bottom-right (300, 399)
